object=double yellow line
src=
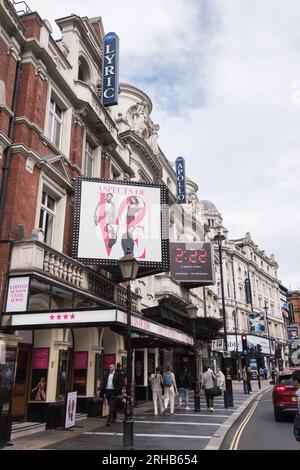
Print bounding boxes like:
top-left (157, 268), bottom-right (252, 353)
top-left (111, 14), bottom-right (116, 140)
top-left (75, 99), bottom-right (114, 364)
top-left (229, 393), bottom-right (263, 450)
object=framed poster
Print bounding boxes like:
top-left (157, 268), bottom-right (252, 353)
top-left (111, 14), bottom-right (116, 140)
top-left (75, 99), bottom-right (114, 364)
top-left (72, 352), bottom-right (88, 395)
top-left (56, 350), bottom-right (69, 401)
top-left (72, 178), bottom-right (169, 277)
top-left (30, 348), bottom-right (49, 401)
top-left (170, 242), bottom-right (215, 286)
top-left (6, 276), bottom-right (30, 312)
top-left (103, 354), bottom-right (116, 371)
top-left (65, 391), bottom-right (77, 429)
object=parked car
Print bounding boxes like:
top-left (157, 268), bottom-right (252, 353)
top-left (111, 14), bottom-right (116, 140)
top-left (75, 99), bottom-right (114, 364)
top-left (272, 369), bottom-right (299, 421)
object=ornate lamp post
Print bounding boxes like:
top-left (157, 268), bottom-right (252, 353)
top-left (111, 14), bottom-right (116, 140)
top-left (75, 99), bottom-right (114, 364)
top-left (186, 305), bottom-right (201, 412)
top-left (213, 230), bottom-right (234, 407)
top-left (118, 250), bottom-right (139, 450)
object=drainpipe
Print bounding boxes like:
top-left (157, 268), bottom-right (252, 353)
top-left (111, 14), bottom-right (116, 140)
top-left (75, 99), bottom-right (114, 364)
top-left (0, 60), bottom-right (22, 234)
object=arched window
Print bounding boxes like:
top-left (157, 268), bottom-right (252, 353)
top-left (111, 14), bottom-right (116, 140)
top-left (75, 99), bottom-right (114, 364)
top-left (78, 56), bottom-right (91, 83)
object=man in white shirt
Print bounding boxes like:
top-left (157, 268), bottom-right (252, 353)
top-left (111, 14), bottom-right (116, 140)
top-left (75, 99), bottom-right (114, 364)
top-left (101, 364), bottom-right (123, 425)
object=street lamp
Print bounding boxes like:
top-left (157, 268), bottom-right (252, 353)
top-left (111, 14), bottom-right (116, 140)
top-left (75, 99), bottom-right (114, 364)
top-left (186, 305), bottom-right (201, 412)
top-left (213, 230), bottom-right (234, 407)
top-left (233, 311), bottom-right (240, 380)
top-left (263, 301), bottom-right (273, 375)
top-left (118, 249), bottom-right (139, 450)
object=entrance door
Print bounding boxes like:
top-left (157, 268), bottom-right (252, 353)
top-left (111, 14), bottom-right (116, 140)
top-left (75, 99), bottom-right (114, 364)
top-left (12, 345), bottom-right (32, 420)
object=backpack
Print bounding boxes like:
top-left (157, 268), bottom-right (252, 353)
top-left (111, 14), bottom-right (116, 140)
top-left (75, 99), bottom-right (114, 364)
top-left (163, 372), bottom-right (173, 387)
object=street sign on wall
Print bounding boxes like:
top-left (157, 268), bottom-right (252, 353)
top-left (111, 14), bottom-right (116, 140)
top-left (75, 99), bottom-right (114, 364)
top-left (101, 32), bottom-right (120, 107)
top-left (170, 242), bottom-right (215, 286)
top-left (175, 156), bottom-right (186, 204)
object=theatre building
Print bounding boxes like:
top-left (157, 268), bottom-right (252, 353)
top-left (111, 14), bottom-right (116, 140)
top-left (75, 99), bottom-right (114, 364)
top-left (0, 1), bottom-right (222, 427)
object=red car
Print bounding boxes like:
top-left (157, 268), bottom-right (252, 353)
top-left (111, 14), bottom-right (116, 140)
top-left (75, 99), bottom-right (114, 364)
top-left (272, 369), bottom-right (299, 421)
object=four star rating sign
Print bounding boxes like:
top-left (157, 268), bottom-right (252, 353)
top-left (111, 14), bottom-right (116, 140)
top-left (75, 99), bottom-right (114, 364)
top-left (49, 313), bottom-right (76, 321)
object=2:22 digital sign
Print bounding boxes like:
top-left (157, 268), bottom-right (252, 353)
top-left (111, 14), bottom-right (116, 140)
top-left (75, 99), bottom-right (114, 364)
top-left (170, 242), bottom-right (215, 286)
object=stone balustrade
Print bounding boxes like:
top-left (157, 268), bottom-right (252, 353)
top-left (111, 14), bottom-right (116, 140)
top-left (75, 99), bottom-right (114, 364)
top-left (9, 241), bottom-right (140, 312)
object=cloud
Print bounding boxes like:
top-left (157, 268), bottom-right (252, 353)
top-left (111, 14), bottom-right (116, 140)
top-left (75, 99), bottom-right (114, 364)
top-left (22, 0), bottom-right (300, 288)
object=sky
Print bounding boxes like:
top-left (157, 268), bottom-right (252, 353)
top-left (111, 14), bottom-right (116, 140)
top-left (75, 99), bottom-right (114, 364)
top-left (24, 0), bottom-right (300, 289)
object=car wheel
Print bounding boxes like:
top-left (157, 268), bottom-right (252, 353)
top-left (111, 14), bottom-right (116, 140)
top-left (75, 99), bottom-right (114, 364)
top-left (274, 407), bottom-right (284, 422)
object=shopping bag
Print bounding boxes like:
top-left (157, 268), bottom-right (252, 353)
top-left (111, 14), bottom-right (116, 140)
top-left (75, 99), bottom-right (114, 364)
top-left (102, 395), bottom-right (109, 417)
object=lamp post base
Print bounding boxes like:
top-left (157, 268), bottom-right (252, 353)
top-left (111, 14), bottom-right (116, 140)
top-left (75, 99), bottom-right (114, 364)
top-left (225, 377), bottom-right (234, 407)
top-left (194, 382), bottom-right (201, 412)
top-left (123, 419), bottom-right (134, 450)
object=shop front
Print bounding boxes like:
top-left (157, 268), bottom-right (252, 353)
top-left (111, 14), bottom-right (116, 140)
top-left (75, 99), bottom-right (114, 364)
top-left (1, 308), bottom-right (194, 422)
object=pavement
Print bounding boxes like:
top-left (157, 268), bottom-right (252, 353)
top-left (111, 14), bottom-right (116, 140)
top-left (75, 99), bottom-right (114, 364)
top-left (2, 379), bottom-right (272, 451)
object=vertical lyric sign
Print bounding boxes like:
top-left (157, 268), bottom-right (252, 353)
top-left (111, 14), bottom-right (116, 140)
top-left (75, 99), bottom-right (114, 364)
top-left (101, 32), bottom-right (120, 107)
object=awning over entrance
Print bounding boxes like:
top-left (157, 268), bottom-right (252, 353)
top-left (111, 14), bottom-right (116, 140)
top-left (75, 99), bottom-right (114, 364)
top-left (142, 305), bottom-right (223, 341)
top-left (2, 309), bottom-right (194, 346)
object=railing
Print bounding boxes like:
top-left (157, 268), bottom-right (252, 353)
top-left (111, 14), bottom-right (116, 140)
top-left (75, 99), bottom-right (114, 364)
top-left (9, 0), bottom-right (31, 15)
top-left (9, 241), bottom-right (140, 312)
top-left (43, 250), bottom-right (84, 288)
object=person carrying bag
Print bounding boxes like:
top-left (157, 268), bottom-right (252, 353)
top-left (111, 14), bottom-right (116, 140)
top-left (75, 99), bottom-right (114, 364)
top-left (201, 366), bottom-right (218, 412)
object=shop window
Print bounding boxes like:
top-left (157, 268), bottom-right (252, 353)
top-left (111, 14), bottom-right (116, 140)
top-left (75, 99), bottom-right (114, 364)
top-left (74, 294), bottom-right (99, 309)
top-left (56, 350), bottom-right (70, 401)
top-left (95, 353), bottom-right (103, 396)
top-left (84, 140), bottom-right (95, 177)
top-left (39, 190), bottom-right (56, 245)
top-left (28, 278), bottom-right (51, 311)
top-left (48, 97), bottom-right (63, 148)
top-left (51, 285), bottom-right (74, 310)
top-left (0, 347), bottom-right (17, 412)
top-left (72, 352), bottom-right (88, 395)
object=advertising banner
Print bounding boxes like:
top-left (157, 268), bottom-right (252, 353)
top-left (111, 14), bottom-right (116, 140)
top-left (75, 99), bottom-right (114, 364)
top-left (73, 178), bottom-right (169, 274)
top-left (170, 242), bottom-right (215, 285)
top-left (244, 278), bottom-right (252, 305)
top-left (287, 326), bottom-right (299, 341)
top-left (65, 391), bottom-right (77, 429)
top-left (6, 277), bottom-right (29, 312)
top-left (249, 313), bottom-right (266, 334)
top-left (227, 334), bottom-right (276, 355)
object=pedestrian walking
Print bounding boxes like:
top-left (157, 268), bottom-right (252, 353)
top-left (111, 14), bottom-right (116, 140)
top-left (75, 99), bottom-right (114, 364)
top-left (101, 363), bottom-right (124, 426)
top-left (242, 365), bottom-right (249, 394)
top-left (216, 367), bottom-right (226, 391)
top-left (201, 365), bottom-right (216, 412)
top-left (263, 367), bottom-right (268, 380)
top-left (149, 367), bottom-right (164, 416)
top-left (163, 365), bottom-right (178, 415)
top-left (178, 368), bottom-right (192, 410)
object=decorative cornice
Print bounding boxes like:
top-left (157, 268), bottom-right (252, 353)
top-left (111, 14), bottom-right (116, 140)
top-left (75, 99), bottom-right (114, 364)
top-left (119, 130), bottom-right (162, 181)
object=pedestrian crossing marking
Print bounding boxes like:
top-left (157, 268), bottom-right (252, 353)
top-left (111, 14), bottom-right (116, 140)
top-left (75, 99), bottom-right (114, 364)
top-left (84, 432), bottom-right (210, 439)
